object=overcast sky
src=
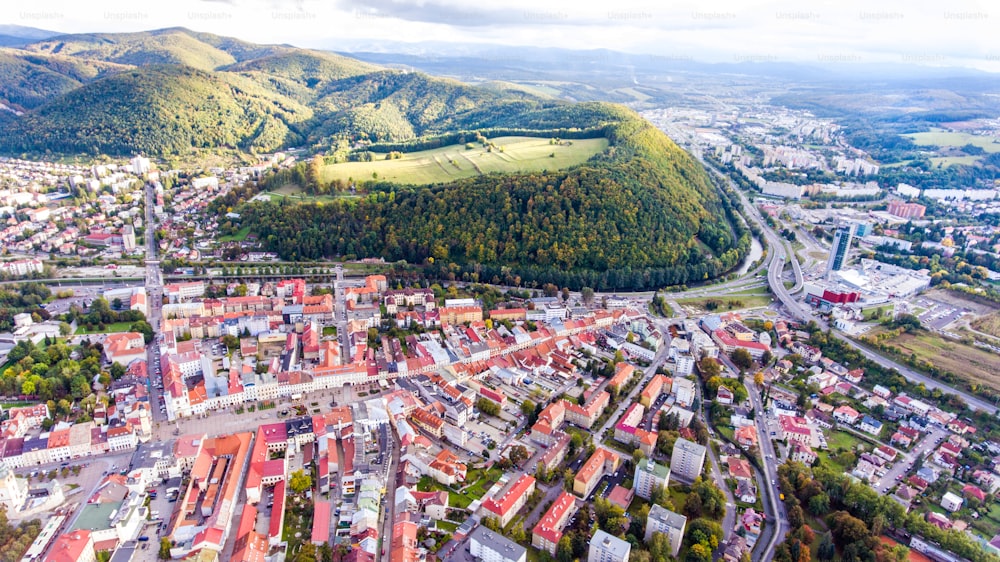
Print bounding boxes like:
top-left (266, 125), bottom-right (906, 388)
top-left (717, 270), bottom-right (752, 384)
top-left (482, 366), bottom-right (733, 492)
top-left (9, 0), bottom-right (1000, 71)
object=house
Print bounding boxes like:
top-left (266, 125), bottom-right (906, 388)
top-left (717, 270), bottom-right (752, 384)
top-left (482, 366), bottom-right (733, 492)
top-left (728, 458), bottom-right (753, 481)
top-left (859, 416), bottom-right (883, 437)
top-left (716, 386), bottom-right (734, 405)
top-left (735, 425), bottom-right (757, 449)
top-left (44, 530), bottom-right (96, 562)
top-left (736, 480), bottom-right (756, 504)
top-left (926, 512), bottom-right (952, 530)
top-left (778, 415), bottom-right (812, 445)
top-left (103, 332), bottom-right (146, 366)
top-left (941, 491), bottom-right (964, 513)
top-left (833, 405), bottom-right (860, 425)
top-left (963, 484), bottom-right (987, 503)
top-left (789, 442), bottom-right (817, 465)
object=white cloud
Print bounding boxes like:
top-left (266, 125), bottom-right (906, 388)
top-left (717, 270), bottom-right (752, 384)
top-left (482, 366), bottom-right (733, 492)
top-left (7, 0), bottom-right (1000, 71)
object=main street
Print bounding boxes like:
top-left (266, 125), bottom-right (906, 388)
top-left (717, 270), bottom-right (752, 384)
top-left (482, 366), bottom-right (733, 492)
top-left (143, 182), bottom-right (166, 424)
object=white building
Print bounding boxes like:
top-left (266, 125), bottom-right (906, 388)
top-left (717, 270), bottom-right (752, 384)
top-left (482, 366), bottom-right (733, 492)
top-left (645, 504), bottom-right (686, 557)
top-left (469, 525), bottom-right (527, 562)
top-left (590, 529), bottom-right (631, 562)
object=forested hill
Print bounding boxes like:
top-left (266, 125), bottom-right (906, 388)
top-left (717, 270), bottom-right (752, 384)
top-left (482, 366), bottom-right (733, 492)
top-left (233, 110), bottom-right (751, 291)
top-left (0, 27), bottom-right (571, 156)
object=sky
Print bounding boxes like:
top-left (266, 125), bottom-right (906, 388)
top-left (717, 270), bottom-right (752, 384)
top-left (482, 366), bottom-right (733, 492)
top-left (8, 0), bottom-right (1000, 71)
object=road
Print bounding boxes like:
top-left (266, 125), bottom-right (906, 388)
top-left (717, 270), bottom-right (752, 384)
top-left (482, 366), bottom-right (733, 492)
top-left (143, 182), bottom-right (167, 424)
top-left (747, 379), bottom-right (787, 562)
top-left (873, 427), bottom-right (947, 494)
top-left (379, 427), bottom-right (401, 562)
top-left (693, 381), bottom-right (737, 542)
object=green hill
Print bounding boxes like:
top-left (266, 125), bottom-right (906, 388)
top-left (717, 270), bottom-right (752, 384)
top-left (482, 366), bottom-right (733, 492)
top-left (231, 110), bottom-right (750, 290)
top-left (0, 48), bottom-right (128, 109)
top-left (0, 65), bottom-right (312, 155)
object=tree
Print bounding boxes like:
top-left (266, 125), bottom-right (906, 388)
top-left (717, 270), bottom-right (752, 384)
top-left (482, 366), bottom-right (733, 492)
top-left (159, 538), bottom-right (172, 560)
top-left (476, 397), bottom-right (500, 417)
top-left (581, 287), bottom-right (595, 305)
top-left (761, 349), bottom-right (774, 366)
top-left (295, 542), bottom-right (318, 562)
top-left (731, 348), bottom-right (753, 371)
top-left (509, 445), bottom-right (529, 467)
top-left (556, 536), bottom-right (574, 562)
top-left (289, 469), bottom-right (312, 494)
top-left (319, 543), bottom-right (333, 562)
top-left (698, 357), bottom-right (721, 378)
top-left (754, 371), bottom-right (765, 386)
top-left (521, 399), bottom-right (536, 419)
top-left (221, 334), bottom-right (239, 351)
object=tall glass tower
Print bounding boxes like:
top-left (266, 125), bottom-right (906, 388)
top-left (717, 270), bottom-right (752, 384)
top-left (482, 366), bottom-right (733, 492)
top-left (826, 224), bottom-right (855, 279)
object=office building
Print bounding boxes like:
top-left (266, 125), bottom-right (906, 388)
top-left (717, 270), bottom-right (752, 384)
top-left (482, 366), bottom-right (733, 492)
top-left (826, 224), bottom-right (855, 278)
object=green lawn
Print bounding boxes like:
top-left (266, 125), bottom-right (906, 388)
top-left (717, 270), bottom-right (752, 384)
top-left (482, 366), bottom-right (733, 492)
top-left (320, 136), bottom-right (609, 185)
top-left (436, 520), bottom-right (459, 533)
top-left (826, 430), bottom-right (868, 452)
top-left (75, 322), bottom-right (134, 335)
top-left (905, 130), bottom-right (1000, 153)
top-left (322, 326), bottom-right (337, 336)
top-left (930, 156), bottom-right (981, 167)
top-left (219, 226), bottom-right (251, 242)
top-left (676, 294), bottom-right (773, 313)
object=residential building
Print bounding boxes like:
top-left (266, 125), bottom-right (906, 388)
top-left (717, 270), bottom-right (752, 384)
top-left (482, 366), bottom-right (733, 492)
top-left (859, 415), bottom-right (883, 437)
top-left (44, 530), bottom-right (96, 562)
top-left (469, 525), bottom-right (527, 562)
top-left (634, 459), bottom-right (669, 500)
top-left (645, 504), bottom-right (686, 557)
top-left (670, 438), bottom-right (706, 482)
top-left (941, 491), bottom-right (964, 513)
top-left (574, 448), bottom-right (621, 498)
top-left (590, 529), bottom-right (631, 562)
top-left (531, 491), bottom-right (577, 555)
top-left (480, 474), bottom-right (536, 528)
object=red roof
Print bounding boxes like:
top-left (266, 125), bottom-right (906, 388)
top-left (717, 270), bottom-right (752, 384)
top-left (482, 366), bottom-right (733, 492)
top-left (311, 500), bottom-right (331, 544)
top-left (482, 474), bottom-right (535, 518)
top-left (532, 490), bottom-right (576, 545)
top-left (269, 481), bottom-right (286, 539)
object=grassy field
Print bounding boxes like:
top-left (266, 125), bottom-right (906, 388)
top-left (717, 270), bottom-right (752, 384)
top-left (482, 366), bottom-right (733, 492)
top-left (676, 294), bottom-right (773, 313)
top-left (930, 156), bottom-right (981, 167)
top-left (320, 136), bottom-right (609, 185)
top-left (971, 311), bottom-right (1000, 339)
top-left (826, 430), bottom-right (869, 452)
top-left (219, 226), bottom-right (251, 242)
top-left (885, 330), bottom-right (1000, 391)
top-left (75, 322), bottom-right (134, 335)
top-left (905, 130), bottom-right (1000, 153)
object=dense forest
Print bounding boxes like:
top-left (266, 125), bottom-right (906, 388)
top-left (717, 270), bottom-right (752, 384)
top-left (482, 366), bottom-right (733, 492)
top-left (231, 109), bottom-right (749, 290)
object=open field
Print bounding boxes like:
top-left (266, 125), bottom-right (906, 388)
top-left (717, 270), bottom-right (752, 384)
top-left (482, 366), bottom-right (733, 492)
top-left (884, 330), bottom-right (1000, 391)
top-left (219, 226), bottom-right (251, 242)
top-left (676, 294), bottom-right (773, 313)
top-left (320, 136), bottom-right (609, 185)
top-left (75, 321), bottom-right (133, 335)
top-left (905, 130), bottom-right (1000, 153)
top-left (930, 156), bottom-right (981, 167)
top-left (971, 310), bottom-right (1000, 339)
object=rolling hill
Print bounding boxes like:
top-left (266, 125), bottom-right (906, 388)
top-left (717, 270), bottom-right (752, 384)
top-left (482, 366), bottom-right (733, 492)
top-left (0, 27), bottom-right (749, 288)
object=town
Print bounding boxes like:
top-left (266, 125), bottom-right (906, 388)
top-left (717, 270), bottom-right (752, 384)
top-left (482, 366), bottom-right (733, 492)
top-left (1, 77), bottom-right (1000, 562)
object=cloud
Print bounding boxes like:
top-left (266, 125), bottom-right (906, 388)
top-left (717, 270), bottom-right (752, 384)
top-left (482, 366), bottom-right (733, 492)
top-left (8, 0), bottom-right (1000, 71)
